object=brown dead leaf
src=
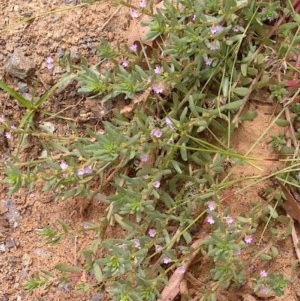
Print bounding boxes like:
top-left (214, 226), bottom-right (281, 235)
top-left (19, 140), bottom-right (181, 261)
top-left (279, 182), bottom-right (300, 223)
top-left (157, 235), bottom-right (208, 301)
top-left (127, 1), bottom-right (166, 47)
top-left (120, 87), bottom-right (152, 115)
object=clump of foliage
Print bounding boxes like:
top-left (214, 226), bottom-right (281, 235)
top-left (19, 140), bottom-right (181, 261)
top-left (1, 0), bottom-right (299, 300)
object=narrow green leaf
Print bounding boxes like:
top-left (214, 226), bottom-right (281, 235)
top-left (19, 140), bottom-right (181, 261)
top-left (180, 143), bottom-right (188, 161)
top-left (222, 99), bottom-right (244, 111)
top-left (54, 263), bottom-right (82, 273)
top-left (93, 262), bottom-right (103, 283)
top-left (271, 246), bottom-right (279, 258)
top-left (241, 64), bottom-right (247, 77)
top-left (233, 87), bottom-right (250, 97)
top-left (260, 253), bottom-right (272, 261)
top-left (240, 110), bottom-right (258, 121)
top-left (171, 160), bottom-right (182, 174)
top-left (222, 77), bottom-right (229, 98)
top-left (275, 119), bottom-right (289, 127)
top-left (0, 80), bottom-right (34, 109)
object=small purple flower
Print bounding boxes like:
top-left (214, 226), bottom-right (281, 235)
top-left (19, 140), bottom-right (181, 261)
top-left (130, 43), bottom-right (138, 52)
top-left (60, 161), bottom-right (68, 170)
top-left (5, 132), bottom-right (12, 139)
top-left (244, 235), bottom-right (253, 244)
top-left (139, 0), bottom-right (147, 8)
top-left (178, 266), bottom-right (186, 274)
top-left (163, 257), bottom-right (171, 264)
top-left (259, 286), bottom-right (271, 295)
top-left (204, 57), bottom-right (212, 67)
top-left (46, 56), bottom-right (54, 70)
top-left (210, 25), bottom-right (223, 35)
top-left (208, 43), bottom-right (219, 51)
top-left (133, 239), bottom-right (141, 249)
top-left (130, 9), bottom-right (140, 19)
top-left (153, 181), bottom-right (161, 189)
top-left (140, 154), bottom-right (148, 163)
top-left (151, 128), bottom-right (162, 138)
top-left (82, 222), bottom-right (90, 229)
top-left (121, 59), bottom-right (129, 68)
top-left (207, 201), bottom-right (216, 211)
top-left (154, 66), bottom-right (163, 75)
top-left (77, 169), bottom-right (85, 176)
top-left (152, 84), bottom-right (164, 94)
top-left (148, 228), bottom-right (156, 238)
top-left (84, 167), bottom-right (92, 174)
top-left (260, 270), bottom-right (268, 278)
top-left (207, 215), bottom-right (215, 225)
top-left (11, 125), bottom-right (16, 130)
top-left (232, 25), bottom-right (240, 33)
top-left (225, 216), bottom-right (234, 225)
top-left (155, 244), bottom-right (162, 253)
top-left (165, 117), bottom-right (174, 129)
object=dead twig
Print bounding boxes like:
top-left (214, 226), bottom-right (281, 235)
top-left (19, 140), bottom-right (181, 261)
top-left (290, 215), bottom-right (300, 263)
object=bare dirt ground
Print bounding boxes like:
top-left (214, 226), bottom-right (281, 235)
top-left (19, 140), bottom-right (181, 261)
top-left (0, 1), bottom-right (300, 301)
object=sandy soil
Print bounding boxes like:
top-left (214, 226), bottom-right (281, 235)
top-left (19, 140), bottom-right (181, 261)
top-left (0, 1), bottom-right (300, 301)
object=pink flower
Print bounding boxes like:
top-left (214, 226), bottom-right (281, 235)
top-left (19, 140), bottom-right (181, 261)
top-left (152, 84), bottom-right (164, 94)
top-left (60, 161), bottom-right (68, 170)
top-left (77, 169), bottom-right (85, 176)
top-left (5, 132), bottom-right (12, 139)
top-left (244, 235), bottom-right (253, 244)
top-left (153, 181), bottom-right (161, 188)
top-left (130, 9), bottom-right (140, 19)
top-left (130, 44), bottom-right (138, 52)
top-left (232, 25), bottom-right (240, 33)
top-left (207, 215), bottom-right (215, 224)
top-left (46, 56), bottom-right (54, 70)
top-left (207, 201), bottom-right (216, 211)
top-left (210, 25), bottom-right (223, 34)
top-left (151, 128), bottom-right (162, 138)
top-left (163, 257), bottom-right (170, 264)
top-left (133, 239), bottom-right (141, 249)
top-left (165, 117), bottom-right (174, 129)
top-left (225, 216), bottom-right (234, 225)
top-left (178, 266), bottom-right (186, 274)
top-left (139, 0), bottom-right (147, 8)
top-left (260, 270), bottom-right (268, 278)
top-left (121, 59), bottom-right (129, 67)
top-left (155, 244), bottom-right (162, 252)
top-left (204, 57), bottom-right (212, 66)
top-left (148, 228), bottom-right (156, 238)
top-left (208, 43), bottom-right (219, 51)
top-left (84, 167), bottom-right (92, 174)
top-left (140, 154), bottom-right (148, 163)
top-left (154, 66), bottom-right (163, 75)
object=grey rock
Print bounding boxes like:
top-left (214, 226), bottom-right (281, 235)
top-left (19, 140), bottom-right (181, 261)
top-left (90, 292), bottom-right (105, 301)
top-left (5, 52), bottom-right (35, 80)
top-left (4, 199), bottom-right (21, 229)
top-left (6, 238), bottom-right (16, 249)
top-left (70, 47), bottom-right (80, 63)
top-left (17, 82), bottom-right (29, 93)
top-left (58, 282), bottom-right (72, 292)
